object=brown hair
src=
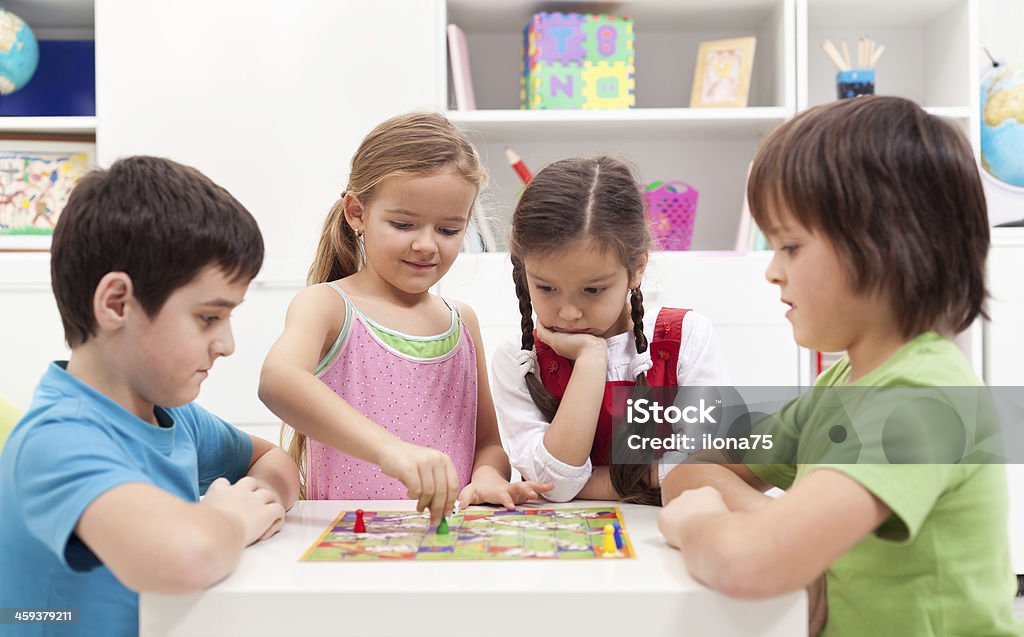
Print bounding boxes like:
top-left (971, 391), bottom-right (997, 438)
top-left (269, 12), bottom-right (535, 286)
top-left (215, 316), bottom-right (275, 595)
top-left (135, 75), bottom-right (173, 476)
top-left (51, 156), bottom-right (263, 347)
top-left (747, 96), bottom-right (989, 336)
top-left (509, 156), bottom-right (660, 504)
top-left (287, 112), bottom-right (487, 485)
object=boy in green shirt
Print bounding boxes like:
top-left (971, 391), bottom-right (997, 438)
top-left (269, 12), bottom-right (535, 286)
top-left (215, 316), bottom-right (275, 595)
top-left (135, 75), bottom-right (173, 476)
top-left (658, 96), bottom-right (1022, 636)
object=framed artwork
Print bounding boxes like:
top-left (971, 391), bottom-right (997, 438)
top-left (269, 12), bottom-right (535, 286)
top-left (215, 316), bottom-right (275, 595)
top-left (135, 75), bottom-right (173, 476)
top-left (690, 37), bottom-right (757, 108)
top-left (0, 138), bottom-right (96, 251)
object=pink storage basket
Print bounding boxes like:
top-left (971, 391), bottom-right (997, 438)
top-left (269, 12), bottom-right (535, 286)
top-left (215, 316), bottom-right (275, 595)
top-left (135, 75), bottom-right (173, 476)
top-left (645, 180), bottom-right (698, 251)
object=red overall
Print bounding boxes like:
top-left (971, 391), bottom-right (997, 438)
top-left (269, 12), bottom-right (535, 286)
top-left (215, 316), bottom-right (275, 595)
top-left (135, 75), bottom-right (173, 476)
top-left (533, 308), bottom-right (689, 466)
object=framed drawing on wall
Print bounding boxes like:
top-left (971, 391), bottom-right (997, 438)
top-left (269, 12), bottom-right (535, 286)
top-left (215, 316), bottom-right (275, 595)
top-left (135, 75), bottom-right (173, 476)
top-left (690, 37), bottom-right (757, 108)
top-left (0, 137), bottom-right (96, 251)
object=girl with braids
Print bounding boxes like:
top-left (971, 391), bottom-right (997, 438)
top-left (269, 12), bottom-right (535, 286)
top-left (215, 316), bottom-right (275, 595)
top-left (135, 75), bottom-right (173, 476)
top-left (491, 156), bottom-right (730, 505)
top-left (259, 112), bottom-right (551, 523)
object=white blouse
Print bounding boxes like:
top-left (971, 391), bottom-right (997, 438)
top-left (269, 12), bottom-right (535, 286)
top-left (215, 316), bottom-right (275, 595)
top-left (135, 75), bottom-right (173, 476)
top-left (491, 308), bottom-right (732, 502)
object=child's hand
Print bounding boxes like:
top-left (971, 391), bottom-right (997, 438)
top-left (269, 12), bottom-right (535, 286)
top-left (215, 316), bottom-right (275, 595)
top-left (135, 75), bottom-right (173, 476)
top-left (657, 486), bottom-right (729, 548)
top-left (201, 476), bottom-right (286, 546)
top-left (247, 477), bottom-right (289, 541)
top-left (378, 440), bottom-right (458, 525)
top-left (457, 474), bottom-right (555, 510)
top-left (535, 323), bottom-right (607, 361)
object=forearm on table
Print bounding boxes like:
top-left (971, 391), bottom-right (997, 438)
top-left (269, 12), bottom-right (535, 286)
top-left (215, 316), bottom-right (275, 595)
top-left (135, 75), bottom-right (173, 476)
top-left (661, 463), bottom-right (771, 511)
top-left (671, 511), bottom-right (786, 599)
top-left (471, 443), bottom-right (512, 481)
top-left (576, 466), bottom-right (618, 500)
top-left (246, 447), bottom-right (300, 509)
top-left (541, 352), bottom-right (606, 466)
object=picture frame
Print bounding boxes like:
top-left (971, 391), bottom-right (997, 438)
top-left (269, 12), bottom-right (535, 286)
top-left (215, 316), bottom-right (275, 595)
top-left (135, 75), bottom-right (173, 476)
top-left (0, 137), bottom-right (96, 252)
top-left (690, 37), bottom-right (757, 108)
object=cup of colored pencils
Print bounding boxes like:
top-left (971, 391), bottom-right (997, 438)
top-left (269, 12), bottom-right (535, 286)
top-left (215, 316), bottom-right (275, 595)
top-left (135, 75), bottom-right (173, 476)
top-left (822, 37), bottom-right (884, 99)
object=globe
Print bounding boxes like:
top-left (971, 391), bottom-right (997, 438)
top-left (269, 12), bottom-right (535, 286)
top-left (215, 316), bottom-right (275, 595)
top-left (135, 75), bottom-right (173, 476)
top-left (981, 62), bottom-right (1024, 189)
top-left (0, 8), bottom-right (39, 95)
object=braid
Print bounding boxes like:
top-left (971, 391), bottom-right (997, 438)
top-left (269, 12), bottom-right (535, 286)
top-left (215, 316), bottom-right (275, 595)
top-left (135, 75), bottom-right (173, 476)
top-left (511, 255), bottom-right (559, 421)
top-left (630, 286), bottom-right (648, 354)
top-left (512, 257), bottom-right (535, 351)
top-left (610, 284), bottom-right (660, 505)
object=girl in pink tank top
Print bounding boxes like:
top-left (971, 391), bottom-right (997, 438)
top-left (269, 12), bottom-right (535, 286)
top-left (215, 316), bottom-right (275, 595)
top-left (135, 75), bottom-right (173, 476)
top-left (306, 284), bottom-right (476, 499)
top-left (259, 113), bottom-right (551, 523)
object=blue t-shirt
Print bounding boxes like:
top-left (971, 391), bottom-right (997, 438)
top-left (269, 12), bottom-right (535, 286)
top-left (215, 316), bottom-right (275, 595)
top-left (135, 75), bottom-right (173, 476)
top-left (0, 362), bottom-right (253, 637)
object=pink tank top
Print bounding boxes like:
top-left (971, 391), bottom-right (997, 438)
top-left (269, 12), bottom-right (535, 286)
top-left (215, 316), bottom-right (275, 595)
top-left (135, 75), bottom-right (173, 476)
top-left (305, 284), bottom-right (477, 499)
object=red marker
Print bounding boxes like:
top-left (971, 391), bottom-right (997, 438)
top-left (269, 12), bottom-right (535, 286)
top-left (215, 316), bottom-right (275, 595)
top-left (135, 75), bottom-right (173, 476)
top-left (505, 147), bottom-right (533, 184)
top-left (354, 509), bottom-right (366, 533)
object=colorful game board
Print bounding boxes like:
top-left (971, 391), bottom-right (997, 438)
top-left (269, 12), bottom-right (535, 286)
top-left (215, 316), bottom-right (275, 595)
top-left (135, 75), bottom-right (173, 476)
top-left (300, 507), bottom-right (635, 561)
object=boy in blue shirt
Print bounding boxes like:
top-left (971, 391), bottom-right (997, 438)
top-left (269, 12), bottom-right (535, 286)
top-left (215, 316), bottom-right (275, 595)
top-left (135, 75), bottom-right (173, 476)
top-left (0, 156), bottom-right (300, 636)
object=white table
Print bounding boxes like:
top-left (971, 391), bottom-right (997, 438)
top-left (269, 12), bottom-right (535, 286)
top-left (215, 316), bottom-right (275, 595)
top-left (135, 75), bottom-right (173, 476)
top-left (140, 501), bottom-right (806, 636)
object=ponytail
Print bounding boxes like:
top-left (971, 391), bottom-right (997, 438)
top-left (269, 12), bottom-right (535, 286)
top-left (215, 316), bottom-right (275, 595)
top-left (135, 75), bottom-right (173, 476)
top-left (307, 197), bottom-right (363, 286)
top-left (282, 426), bottom-right (307, 500)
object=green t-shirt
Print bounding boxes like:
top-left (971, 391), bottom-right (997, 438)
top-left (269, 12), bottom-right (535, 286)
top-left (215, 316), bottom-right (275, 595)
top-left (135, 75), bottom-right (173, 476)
top-left (748, 332), bottom-right (1021, 637)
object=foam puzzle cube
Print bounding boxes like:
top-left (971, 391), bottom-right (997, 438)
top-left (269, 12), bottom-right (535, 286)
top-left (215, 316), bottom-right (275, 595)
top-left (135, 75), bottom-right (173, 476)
top-left (521, 12), bottom-right (635, 110)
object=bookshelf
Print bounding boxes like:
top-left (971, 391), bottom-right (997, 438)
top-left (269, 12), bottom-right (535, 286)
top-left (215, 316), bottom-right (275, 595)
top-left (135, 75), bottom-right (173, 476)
top-left (800, 0), bottom-right (979, 148)
top-left (443, 0), bottom-right (796, 252)
top-left (443, 0), bottom-right (981, 252)
top-left (0, 0), bottom-right (96, 135)
top-left (0, 116), bottom-right (96, 135)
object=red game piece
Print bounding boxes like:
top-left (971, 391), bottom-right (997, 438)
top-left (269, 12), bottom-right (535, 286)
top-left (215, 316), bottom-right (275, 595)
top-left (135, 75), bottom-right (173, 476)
top-left (354, 509), bottom-right (366, 533)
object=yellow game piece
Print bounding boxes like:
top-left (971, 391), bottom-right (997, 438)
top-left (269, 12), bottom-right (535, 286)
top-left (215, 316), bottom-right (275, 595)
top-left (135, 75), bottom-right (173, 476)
top-left (601, 524), bottom-right (618, 556)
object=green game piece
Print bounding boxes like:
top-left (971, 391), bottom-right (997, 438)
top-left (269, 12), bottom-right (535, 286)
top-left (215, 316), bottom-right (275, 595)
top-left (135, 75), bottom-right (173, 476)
top-left (437, 516), bottom-right (449, 535)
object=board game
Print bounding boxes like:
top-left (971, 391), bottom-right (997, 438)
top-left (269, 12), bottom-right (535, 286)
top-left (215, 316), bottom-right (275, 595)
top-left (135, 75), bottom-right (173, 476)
top-left (300, 507), bottom-right (635, 561)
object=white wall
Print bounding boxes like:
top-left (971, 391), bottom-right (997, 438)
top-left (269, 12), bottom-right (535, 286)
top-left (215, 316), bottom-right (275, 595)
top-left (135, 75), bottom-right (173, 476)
top-left (979, 0), bottom-right (1024, 64)
top-left (94, 0), bottom-right (444, 270)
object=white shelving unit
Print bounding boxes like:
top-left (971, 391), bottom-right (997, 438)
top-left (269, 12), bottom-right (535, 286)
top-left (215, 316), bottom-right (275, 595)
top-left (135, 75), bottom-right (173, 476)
top-left (447, 108), bottom-right (791, 141)
top-left (443, 0), bottom-right (796, 251)
top-left (0, 2), bottom-right (96, 136)
top-left (800, 0), bottom-right (979, 146)
top-left (444, 0), bottom-right (981, 251)
top-left (0, 116), bottom-right (96, 135)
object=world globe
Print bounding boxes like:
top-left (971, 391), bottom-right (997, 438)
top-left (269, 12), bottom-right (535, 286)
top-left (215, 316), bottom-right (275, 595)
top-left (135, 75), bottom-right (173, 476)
top-left (981, 62), bottom-right (1024, 189)
top-left (0, 8), bottom-right (39, 95)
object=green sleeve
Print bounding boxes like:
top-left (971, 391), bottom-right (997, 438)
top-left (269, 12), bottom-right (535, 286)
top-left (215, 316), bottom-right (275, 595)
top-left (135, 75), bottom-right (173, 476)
top-left (743, 399), bottom-right (801, 490)
top-left (805, 464), bottom-right (958, 541)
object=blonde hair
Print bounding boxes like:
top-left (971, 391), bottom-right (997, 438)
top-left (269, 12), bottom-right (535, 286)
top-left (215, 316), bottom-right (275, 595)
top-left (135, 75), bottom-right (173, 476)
top-left (307, 111), bottom-right (487, 286)
top-left (286, 112), bottom-right (487, 494)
